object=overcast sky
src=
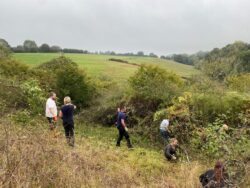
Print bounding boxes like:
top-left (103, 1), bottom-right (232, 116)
top-left (0, 0), bottom-right (250, 55)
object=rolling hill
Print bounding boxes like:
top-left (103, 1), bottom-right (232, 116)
top-left (14, 53), bottom-right (200, 80)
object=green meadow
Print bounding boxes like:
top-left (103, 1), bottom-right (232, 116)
top-left (14, 53), bottom-right (199, 80)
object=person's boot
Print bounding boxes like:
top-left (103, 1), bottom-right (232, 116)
top-left (69, 137), bottom-right (75, 147)
top-left (66, 137), bottom-right (70, 145)
top-left (116, 142), bottom-right (120, 147)
top-left (127, 139), bottom-right (133, 149)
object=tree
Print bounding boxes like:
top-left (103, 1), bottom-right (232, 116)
top-left (137, 51), bottom-right (144, 56)
top-left (50, 45), bottom-right (61, 53)
top-left (23, 40), bottom-right (38, 52)
top-left (0, 38), bottom-right (11, 49)
top-left (149, 52), bottom-right (158, 58)
top-left (36, 56), bottom-right (95, 108)
top-left (56, 66), bottom-right (91, 107)
top-left (0, 45), bottom-right (11, 59)
top-left (13, 45), bottom-right (25, 53)
top-left (196, 41), bottom-right (250, 80)
top-left (62, 48), bottom-right (84, 53)
top-left (39, 43), bottom-right (50, 52)
top-left (238, 50), bottom-right (250, 72)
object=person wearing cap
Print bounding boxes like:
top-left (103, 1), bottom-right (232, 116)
top-left (45, 92), bottom-right (58, 130)
top-left (59, 96), bottom-right (76, 147)
top-left (160, 119), bottom-right (170, 143)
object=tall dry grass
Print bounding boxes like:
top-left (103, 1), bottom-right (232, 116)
top-left (0, 119), bottom-right (219, 188)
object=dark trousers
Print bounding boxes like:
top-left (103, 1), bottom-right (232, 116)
top-left (160, 129), bottom-right (170, 144)
top-left (116, 128), bottom-right (132, 147)
top-left (47, 117), bottom-right (56, 130)
top-left (63, 122), bottom-right (75, 146)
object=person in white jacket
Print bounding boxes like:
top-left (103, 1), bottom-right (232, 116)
top-left (45, 92), bottom-right (58, 130)
top-left (160, 119), bottom-right (170, 143)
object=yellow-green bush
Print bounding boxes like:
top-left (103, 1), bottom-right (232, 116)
top-left (226, 73), bottom-right (250, 92)
top-left (128, 65), bottom-right (183, 117)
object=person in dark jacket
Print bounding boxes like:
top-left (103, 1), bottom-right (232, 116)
top-left (164, 138), bottom-right (178, 161)
top-left (200, 161), bottom-right (229, 188)
top-left (116, 106), bottom-right (133, 148)
top-left (59, 96), bottom-right (76, 147)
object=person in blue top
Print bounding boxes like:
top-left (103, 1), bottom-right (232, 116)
top-left (116, 106), bottom-right (133, 148)
top-left (59, 96), bottom-right (76, 147)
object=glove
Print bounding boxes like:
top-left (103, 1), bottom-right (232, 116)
top-left (172, 156), bottom-right (177, 160)
top-left (53, 116), bottom-right (58, 122)
top-left (125, 127), bottom-right (129, 132)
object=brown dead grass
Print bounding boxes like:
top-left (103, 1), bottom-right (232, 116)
top-left (0, 119), bottom-right (225, 188)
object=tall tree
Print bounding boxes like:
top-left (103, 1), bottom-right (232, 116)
top-left (23, 40), bottom-right (38, 52)
top-left (137, 51), bottom-right (144, 56)
top-left (0, 38), bottom-right (11, 49)
top-left (50, 45), bottom-right (61, 53)
top-left (39, 43), bottom-right (50, 52)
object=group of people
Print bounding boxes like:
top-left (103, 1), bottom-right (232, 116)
top-left (45, 92), bottom-right (76, 147)
top-left (45, 92), bottom-right (230, 187)
top-left (159, 118), bottom-right (179, 161)
top-left (159, 119), bottom-right (230, 187)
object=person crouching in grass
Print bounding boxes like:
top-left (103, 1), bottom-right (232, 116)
top-left (59, 96), bottom-right (76, 147)
top-left (164, 138), bottom-right (179, 161)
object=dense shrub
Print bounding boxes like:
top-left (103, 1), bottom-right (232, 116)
top-left (167, 91), bottom-right (250, 127)
top-left (161, 90), bottom-right (250, 148)
top-left (56, 66), bottom-right (94, 107)
top-left (191, 118), bottom-right (250, 159)
top-left (36, 56), bottom-right (95, 108)
top-left (187, 75), bottom-right (225, 93)
top-left (192, 92), bottom-right (250, 126)
top-left (128, 65), bottom-right (183, 117)
top-left (37, 56), bottom-right (78, 71)
top-left (0, 45), bottom-right (11, 59)
top-left (0, 59), bottom-right (29, 79)
top-left (0, 77), bottom-right (24, 111)
top-left (20, 79), bottom-right (46, 115)
top-left (226, 73), bottom-right (250, 92)
top-left (167, 92), bottom-right (195, 143)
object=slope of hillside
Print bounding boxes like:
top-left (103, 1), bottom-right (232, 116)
top-left (13, 53), bottom-right (200, 80)
top-left (0, 117), bottom-right (206, 188)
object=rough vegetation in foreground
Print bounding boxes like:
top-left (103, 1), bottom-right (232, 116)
top-left (0, 119), bottom-right (206, 188)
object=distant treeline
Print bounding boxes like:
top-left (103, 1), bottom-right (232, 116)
top-left (0, 38), bottom-right (160, 57)
top-left (160, 51), bottom-right (208, 65)
top-left (99, 51), bottom-right (158, 58)
top-left (0, 39), bottom-right (89, 54)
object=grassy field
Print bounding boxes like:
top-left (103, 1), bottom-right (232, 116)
top-left (14, 53), bottom-right (200, 80)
